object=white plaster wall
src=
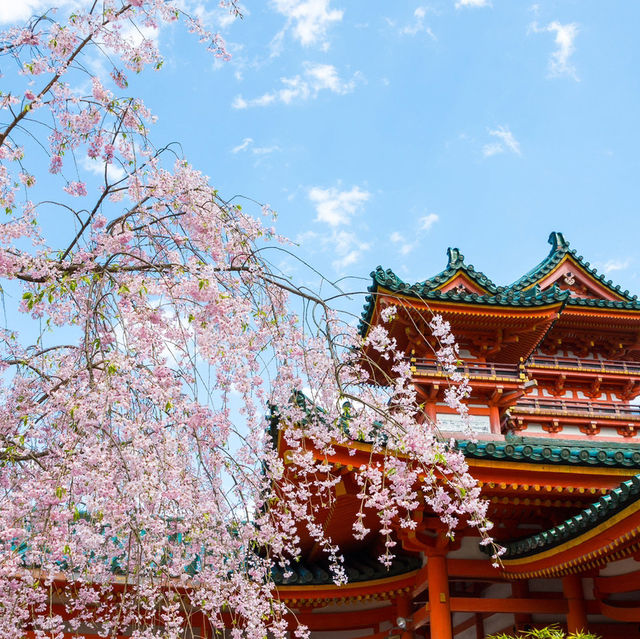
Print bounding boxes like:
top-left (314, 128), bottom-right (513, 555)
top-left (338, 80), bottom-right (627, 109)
top-left (598, 556), bottom-right (640, 576)
top-left (446, 535), bottom-right (487, 560)
top-left (483, 613), bottom-right (516, 636)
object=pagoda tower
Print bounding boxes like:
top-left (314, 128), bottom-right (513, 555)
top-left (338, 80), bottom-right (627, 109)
top-left (274, 233), bottom-right (640, 639)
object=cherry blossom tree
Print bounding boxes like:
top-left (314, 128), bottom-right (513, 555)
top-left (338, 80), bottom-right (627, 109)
top-left (0, 2), bottom-right (492, 638)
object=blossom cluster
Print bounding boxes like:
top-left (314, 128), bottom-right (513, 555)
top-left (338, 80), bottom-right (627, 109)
top-left (0, 3), bottom-right (493, 639)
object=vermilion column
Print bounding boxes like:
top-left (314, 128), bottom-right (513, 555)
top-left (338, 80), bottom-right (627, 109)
top-left (489, 405), bottom-right (501, 435)
top-left (562, 575), bottom-right (587, 633)
top-left (512, 580), bottom-right (531, 629)
top-left (427, 554), bottom-right (452, 639)
top-left (425, 401), bottom-right (437, 424)
top-left (397, 594), bottom-right (412, 639)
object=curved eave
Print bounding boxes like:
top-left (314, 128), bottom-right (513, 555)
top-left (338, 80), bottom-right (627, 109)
top-left (495, 474), bottom-right (640, 578)
top-left (275, 567), bottom-right (419, 604)
top-left (564, 297), bottom-right (640, 312)
top-left (459, 440), bottom-right (640, 470)
top-left (358, 268), bottom-right (570, 338)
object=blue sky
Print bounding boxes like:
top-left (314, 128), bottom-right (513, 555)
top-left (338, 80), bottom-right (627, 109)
top-left (5, 0), bottom-right (640, 303)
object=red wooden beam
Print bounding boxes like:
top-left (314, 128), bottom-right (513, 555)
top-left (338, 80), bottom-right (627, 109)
top-left (411, 604), bottom-right (430, 630)
top-left (292, 605), bottom-right (394, 630)
top-left (449, 596), bottom-right (568, 614)
top-left (595, 569), bottom-right (640, 594)
top-left (599, 601), bottom-right (640, 622)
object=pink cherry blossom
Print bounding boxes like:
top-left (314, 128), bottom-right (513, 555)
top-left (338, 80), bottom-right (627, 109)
top-left (0, 3), bottom-right (494, 639)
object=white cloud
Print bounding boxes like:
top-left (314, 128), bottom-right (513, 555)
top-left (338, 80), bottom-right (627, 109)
top-left (398, 7), bottom-right (436, 39)
top-left (530, 21), bottom-right (579, 80)
top-left (81, 156), bottom-right (126, 183)
top-left (271, 0), bottom-right (343, 49)
top-left (482, 125), bottom-right (521, 157)
top-left (232, 96), bottom-right (249, 109)
top-left (233, 62), bottom-right (360, 109)
top-left (390, 231), bottom-right (415, 255)
top-left (308, 185), bottom-right (370, 227)
top-left (121, 22), bottom-right (159, 49)
top-left (331, 230), bottom-right (371, 270)
top-left (455, 0), bottom-right (491, 9)
top-left (231, 138), bottom-right (281, 156)
top-left (601, 259), bottom-right (631, 274)
top-left (419, 213), bottom-right (439, 231)
top-left (390, 213), bottom-right (439, 256)
top-left (253, 144), bottom-right (281, 155)
top-left (296, 227), bottom-right (371, 271)
top-left (232, 137), bottom-right (254, 153)
top-left (297, 183), bottom-right (372, 271)
top-left (0, 0), bottom-right (78, 24)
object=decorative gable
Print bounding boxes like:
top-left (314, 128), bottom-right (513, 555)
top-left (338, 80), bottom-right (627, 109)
top-left (437, 272), bottom-right (491, 295)
top-left (536, 257), bottom-right (623, 301)
top-left (430, 247), bottom-right (498, 294)
top-left (509, 232), bottom-right (635, 303)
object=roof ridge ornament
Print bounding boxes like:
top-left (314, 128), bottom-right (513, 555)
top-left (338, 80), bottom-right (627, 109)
top-left (548, 231), bottom-right (570, 252)
top-left (447, 247), bottom-right (465, 268)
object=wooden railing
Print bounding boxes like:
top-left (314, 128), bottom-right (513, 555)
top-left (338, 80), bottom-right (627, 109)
top-left (410, 358), bottom-right (522, 380)
top-left (514, 396), bottom-right (640, 419)
top-left (527, 354), bottom-right (640, 375)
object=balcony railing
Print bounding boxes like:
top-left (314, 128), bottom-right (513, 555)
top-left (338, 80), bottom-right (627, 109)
top-left (410, 358), bottom-right (522, 380)
top-left (513, 397), bottom-right (640, 420)
top-left (527, 355), bottom-right (640, 376)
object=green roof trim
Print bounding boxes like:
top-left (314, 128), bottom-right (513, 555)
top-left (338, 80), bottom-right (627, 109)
top-left (491, 473), bottom-right (640, 560)
top-left (424, 247), bottom-right (501, 294)
top-left (359, 232), bottom-right (640, 336)
top-left (272, 552), bottom-right (421, 586)
top-left (508, 232), bottom-right (637, 302)
top-left (457, 437), bottom-right (640, 469)
top-left (358, 266), bottom-right (569, 336)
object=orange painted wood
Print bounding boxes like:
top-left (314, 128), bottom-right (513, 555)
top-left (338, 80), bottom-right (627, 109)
top-left (511, 580), bottom-right (531, 629)
top-left (397, 594), bottom-right (412, 639)
top-left (447, 558), bottom-right (504, 579)
top-left (598, 600), bottom-right (640, 622)
top-left (411, 604), bottom-right (430, 630)
top-left (595, 568), bottom-right (640, 594)
top-left (276, 570), bottom-right (418, 600)
top-left (292, 605), bottom-right (394, 630)
top-left (428, 554), bottom-right (452, 639)
top-left (449, 596), bottom-right (568, 614)
top-left (502, 506), bottom-right (640, 575)
top-left (563, 575), bottom-right (587, 633)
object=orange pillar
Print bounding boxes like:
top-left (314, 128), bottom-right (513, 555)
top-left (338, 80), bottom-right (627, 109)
top-left (397, 593), bottom-right (412, 639)
top-left (474, 613), bottom-right (484, 639)
top-left (427, 554), bottom-right (452, 639)
top-left (489, 404), bottom-right (501, 435)
top-left (425, 401), bottom-right (437, 424)
top-left (563, 575), bottom-right (587, 633)
top-left (512, 580), bottom-right (531, 630)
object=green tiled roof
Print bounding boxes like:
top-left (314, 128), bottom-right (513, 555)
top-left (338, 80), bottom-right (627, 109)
top-left (272, 552), bottom-right (421, 586)
top-left (422, 247), bottom-right (501, 294)
top-left (358, 266), bottom-right (569, 336)
top-left (493, 474), bottom-right (640, 560)
top-left (508, 232), bottom-right (637, 302)
top-left (359, 232), bottom-right (640, 336)
top-left (458, 437), bottom-right (640, 469)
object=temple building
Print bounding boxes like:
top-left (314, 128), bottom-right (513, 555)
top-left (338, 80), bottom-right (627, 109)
top-left (274, 233), bottom-right (640, 639)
